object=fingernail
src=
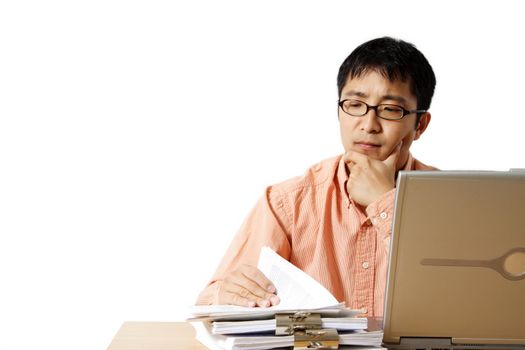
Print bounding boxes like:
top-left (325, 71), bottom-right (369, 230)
top-left (247, 301), bottom-right (256, 307)
top-left (270, 295), bottom-right (280, 305)
top-left (260, 299), bottom-right (270, 307)
top-left (267, 285), bottom-right (276, 293)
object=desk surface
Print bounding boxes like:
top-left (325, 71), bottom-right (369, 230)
top-left (107, 322), bottom-right (207, 350)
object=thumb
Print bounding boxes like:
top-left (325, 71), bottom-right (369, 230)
top-left (383, 142), bottom-right (402, 169)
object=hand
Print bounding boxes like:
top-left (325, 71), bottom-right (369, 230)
top-left (344, 143), bottom-right (401, 207)
top-left (214, 264), bottom-right (280, 307)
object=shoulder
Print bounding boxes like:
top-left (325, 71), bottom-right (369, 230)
top-left (267, 155), bottom-right (342, 197)
top-left (412, 157), bottom-right (439, 171)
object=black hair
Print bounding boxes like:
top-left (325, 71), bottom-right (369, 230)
top-left (337, 37), bottom-right (436, 115)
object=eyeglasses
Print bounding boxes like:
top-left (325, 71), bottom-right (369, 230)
top-left (338, 99), bottom-right (427, 121)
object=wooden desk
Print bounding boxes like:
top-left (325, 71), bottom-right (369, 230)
top-left (107, 322), bottom-right (207, 350)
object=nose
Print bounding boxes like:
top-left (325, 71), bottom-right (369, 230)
top-left (360, 108), bottom-right (382, 133)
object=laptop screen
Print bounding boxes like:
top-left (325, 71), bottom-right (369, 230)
top-left (383, 171), bottom-right (525, 348)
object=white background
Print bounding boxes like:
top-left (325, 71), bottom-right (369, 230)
top-left (1, 1), bottom-right (524, 349)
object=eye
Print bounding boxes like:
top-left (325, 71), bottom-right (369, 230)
top-left (347, 101), bottom-right (362, 108)
top-left (341, 100), bottom-right (367, 116)
top-left (382, 105), bottom-right (403, 112)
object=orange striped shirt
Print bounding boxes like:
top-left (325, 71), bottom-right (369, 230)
top-left (197, 154), bottom-right (436, 317)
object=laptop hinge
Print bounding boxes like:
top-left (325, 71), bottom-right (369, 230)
top-left (387, 337), bottom-right (525, 350)
top-left (397, 337), bottom-right (453, 350)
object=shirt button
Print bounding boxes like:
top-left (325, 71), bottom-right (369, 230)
top-left (380, 212), bottom-right (388, 219)
top-left (362, 261), bottom-right (370, 269)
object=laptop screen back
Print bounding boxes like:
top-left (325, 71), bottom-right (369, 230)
top-left (383, 171), bottom-right (525, 347)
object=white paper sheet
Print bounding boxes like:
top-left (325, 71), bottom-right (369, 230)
top-left (188, 246), bottom-right (345, 320)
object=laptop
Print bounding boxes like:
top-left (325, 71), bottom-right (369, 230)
top-left (383, 170), bottom-right (525, 350)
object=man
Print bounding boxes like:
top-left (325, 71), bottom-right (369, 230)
top-left (196, 37), bottom-right (437, 317)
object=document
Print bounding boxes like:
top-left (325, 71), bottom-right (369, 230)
top-left (191, 321), bottom-right (384, 350)
top-left (211, 314), bottom-right (367, 334)
top-left (257, 246), bottom-right (340, 309)
top-left (188, 246), bottom-right (347, 321)
top-left (188, 247), bottom-right (383, 350)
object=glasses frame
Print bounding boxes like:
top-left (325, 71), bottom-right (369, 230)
top-left (338, 99), bottom-right (427, 121)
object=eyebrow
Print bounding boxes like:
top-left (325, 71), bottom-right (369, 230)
top-left (343, 90), bottom-right (408, 105)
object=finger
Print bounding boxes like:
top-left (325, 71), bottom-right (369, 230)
top-left (383, 142), bottom-right (402, 169)
top-left (233, 283), bottom-right (271, 307)
top-left (219, 278), bottom-right (265, 307)
top-left (343, 150), bottom-right (369, 165)
top-left (239, 265), bottom-right (276, 295)
top-left (227, 281), bottom-right (280, 307)
top-left (225, 273), bottom-right (275, 306)
top-left (221, 289), bottom-right (257, 307)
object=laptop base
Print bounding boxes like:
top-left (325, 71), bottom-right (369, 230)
top-left (384, 337), bottom-right (525, 350)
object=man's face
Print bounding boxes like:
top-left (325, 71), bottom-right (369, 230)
top-left (338, 70), bottom-right (430, 170)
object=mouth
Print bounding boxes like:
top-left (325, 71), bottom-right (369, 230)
top-left (354, 141), bottom-right (381, 151)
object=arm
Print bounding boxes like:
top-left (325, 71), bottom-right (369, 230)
top-left (196, 187), bottom-right (292, 307)
top-left (365, 189), bottom-right (395, 233)
top-left (343, 144), bottom-right (400, 232)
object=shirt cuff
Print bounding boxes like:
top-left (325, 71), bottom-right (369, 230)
top-left (365, 188), bottom-right (395, 230)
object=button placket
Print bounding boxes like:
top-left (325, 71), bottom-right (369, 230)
top-left (353, 226), bottom-right (375, 314)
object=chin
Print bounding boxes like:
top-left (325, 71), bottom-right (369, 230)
top-left (354, 147), bottom-right (383, 160)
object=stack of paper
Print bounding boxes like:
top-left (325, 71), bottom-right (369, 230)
top-left (192, 321), bottom-right (384, 350)
top-left (211, 314), bottom-right (367, 334)
top-left (189, 247), bottom-right (385, 350)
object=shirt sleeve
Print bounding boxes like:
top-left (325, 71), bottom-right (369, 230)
top-left (365, 188), bottom-right (395, 234)
top-left (195, 186), bottom-right (292, 305)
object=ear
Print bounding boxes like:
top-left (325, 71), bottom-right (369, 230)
top-left (414, 112), bottom-right (431, 141)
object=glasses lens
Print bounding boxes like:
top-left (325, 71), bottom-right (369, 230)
top-left (342, 100), bottom-right (366, 116)
top-left (378, 105), bottom-right (403, 120)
